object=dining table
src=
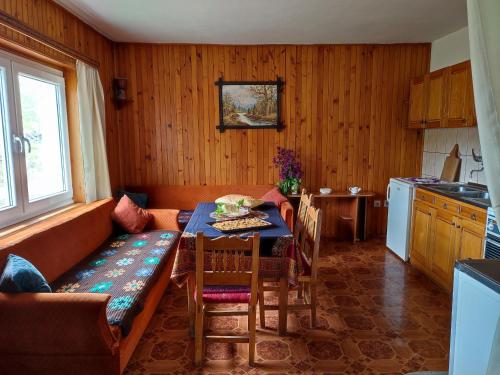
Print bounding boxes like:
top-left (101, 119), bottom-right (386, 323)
top-left (170, 202), bottom-right (298, 335)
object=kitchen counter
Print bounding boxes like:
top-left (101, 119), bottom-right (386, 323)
top-left (456, 259), bottom-right (500, 294)
top-left (418, 183), bottom-right (491, 209)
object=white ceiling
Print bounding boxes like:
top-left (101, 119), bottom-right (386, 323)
top-left (54, 0), bottom-right (468, 44)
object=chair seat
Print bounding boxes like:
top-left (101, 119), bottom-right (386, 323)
top-left (196, 285), bottom-right (251, 304)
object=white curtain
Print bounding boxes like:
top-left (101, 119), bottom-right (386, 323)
top-left (467, 0), bottom-right (500, 220)
top-left (76, 60), bottom-right (112, 203)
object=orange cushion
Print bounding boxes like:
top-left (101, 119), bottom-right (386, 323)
top-left (262, 187), bottom-right (288, 208)
top-left (111, 195), bottom-right (153, 234)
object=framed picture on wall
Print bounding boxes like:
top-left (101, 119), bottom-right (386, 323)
top-left (216, 77), bottom-right (284, 132)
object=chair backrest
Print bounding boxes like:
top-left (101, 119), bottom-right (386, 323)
top-left (294, 189), bottom-right (314, 240)
top-left (298, 206), bottom-right (322, 279)
top-left (195, 232), bottom-right (260, 299)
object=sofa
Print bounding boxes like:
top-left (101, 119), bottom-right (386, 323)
top-left (125, 185), bottom-right (294, 230)
top-left (0, 198), bottom-right (181, 375)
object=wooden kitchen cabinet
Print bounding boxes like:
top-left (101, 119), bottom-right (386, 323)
top-left (410, 201), bottom-right (434, 269)
top-left (408, 61), bottom-right (476, 129)
top-left (446, 61), bottom-right (477, 128)
top-left (429, 210), bottom-right (456, 288)
top-left (410, 188), bottom-right (486, 291)
top-left (455, 218), bottom-right (485, 260)
top-left (408, 76), bottom-right (426, 128)
top-left (426, 70), bottom-right (446, 128)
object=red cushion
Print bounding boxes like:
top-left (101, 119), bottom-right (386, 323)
top-left (195, 285), bottom-right (251, 304)
top-left (261, 187), bottom-right (288, 208)
top-left (111, 195), bottom-right (153, 234)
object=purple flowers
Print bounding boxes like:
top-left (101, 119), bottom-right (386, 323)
top-left (273, 147), bottom-right (303, 194)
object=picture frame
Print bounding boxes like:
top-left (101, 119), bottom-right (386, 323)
top-left (216, 77), bottom-right (284, 132)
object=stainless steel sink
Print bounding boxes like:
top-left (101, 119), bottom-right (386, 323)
top-left (430, 184), bottom-right (479, 193)
top-left (466, 197), bottom-right (491, 206)
top-left (422, 184), bottom-right (491, 208)
top-left (460, 191), bottom-right (490, 199)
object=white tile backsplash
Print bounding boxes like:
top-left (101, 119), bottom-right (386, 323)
top-left (422, 152), bottom-right (436, 177)
top-left (444, 128), bottom-right (458, 154)
top-left (468, 127), bottom-right (481, 156)
top-left (435, 153), bottom-right (446, 178)
top-left (421, 127), bottom-right (485, 183)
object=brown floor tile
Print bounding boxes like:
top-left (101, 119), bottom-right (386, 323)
top-left (124, 238), bottom-right (451, 375)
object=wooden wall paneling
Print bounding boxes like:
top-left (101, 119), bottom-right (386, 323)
top-left (115, 43), bottom-right (430, 237)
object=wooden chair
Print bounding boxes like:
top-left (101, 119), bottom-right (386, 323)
top-left (295, 189), bottom-right (314, 237)
top-left (292, 206), bottom-right (323, 328)
top-left (258, 189), bottom-right (315, 330)
top-left (194, 232), bottom-right (260, 367)
top-left (258, 206), bottom-right (322, 329)
top-left (293, 189), bottom-right (314, 297)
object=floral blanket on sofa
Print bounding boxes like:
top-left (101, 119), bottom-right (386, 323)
top-left (51, 230), bottom-right (180, 336)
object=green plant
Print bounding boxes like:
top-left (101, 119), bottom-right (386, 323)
top-left (273, 147), bottom-right (303, 195)
top-left (215, 203), bottom-right (226, 215)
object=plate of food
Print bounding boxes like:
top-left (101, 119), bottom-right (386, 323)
top-left (210, 200), bottom-right (251, 220)
top-left (214, 194), bottom-right (264, 209)
top-left (207, 217), bottom-right (274, 233)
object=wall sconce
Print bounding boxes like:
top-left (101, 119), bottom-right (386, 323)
top-left (113, 78), bottom-right (132, 109)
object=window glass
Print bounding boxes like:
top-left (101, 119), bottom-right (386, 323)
top-left (18, 74), bottom-right (66, 201)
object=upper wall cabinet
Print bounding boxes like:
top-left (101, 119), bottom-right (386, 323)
top-left (408, 76), bottom-right (426, 128)
top-left (408, 61), bottom-right (477, 129)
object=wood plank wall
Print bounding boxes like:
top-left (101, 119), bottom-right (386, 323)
top-left (115, 44), bottom-right (430, 237)
top-left (0, 0), bottom-right (431, 237)
top-left (0, 0), bottom-right (121, 191)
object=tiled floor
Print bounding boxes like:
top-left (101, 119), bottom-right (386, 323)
top-left (124, 238), bottom-right (451, 374)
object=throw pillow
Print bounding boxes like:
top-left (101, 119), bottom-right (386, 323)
top-left (112, 194), bottom-right (153, 233)
top-left (215, 194), bottom-right (264, 208)
top-left (0, 254), bottom-right (52, 293)
top-left (116, 190), bottom-right (148, 209)
top-left (261, 187), bottom-right (288, 208)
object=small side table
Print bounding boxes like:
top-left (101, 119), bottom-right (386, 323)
top-left (288, 191), bottom-right (375, 241)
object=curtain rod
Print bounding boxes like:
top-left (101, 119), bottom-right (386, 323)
top-left (0, 10), bottom-right (100, 68)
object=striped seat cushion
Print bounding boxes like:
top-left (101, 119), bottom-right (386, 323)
top-left (195, 285), bottom-right (251, 304)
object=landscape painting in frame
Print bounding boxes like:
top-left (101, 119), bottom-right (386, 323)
top-left (217, 79), bottom-right (283, 131)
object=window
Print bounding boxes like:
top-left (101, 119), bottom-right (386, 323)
top-left (0, 51), bottom-right (72, 228)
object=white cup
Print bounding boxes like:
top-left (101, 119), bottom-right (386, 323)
top-left (349, 186), bottom-right (362, 195)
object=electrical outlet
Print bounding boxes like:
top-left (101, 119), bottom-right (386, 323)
top-left (374, 200), bottom-right (381, 208)
top-left (384, 200), bottom-right (389, 207)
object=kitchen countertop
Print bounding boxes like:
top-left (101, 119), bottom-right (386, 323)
top-left (418, 183), bottom-right (490, 209)
top-left (456, 259), bottom-right (500, 294)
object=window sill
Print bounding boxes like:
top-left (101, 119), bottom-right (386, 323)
top-left (0, 203), bottom-right (85, 240)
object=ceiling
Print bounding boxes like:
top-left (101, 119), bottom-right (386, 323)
top-left (54, 0), bottom-right (468, 44)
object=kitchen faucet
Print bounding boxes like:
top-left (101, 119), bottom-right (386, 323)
top-left (470, 148), bottom-right (484, 178)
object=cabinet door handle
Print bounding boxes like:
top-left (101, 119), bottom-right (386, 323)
top-left (471, 213), bottom-right (477, 221)
top-left (456, 225), bottom-right (461, 229)
top-left (443, 203), bottom-right (448, 209)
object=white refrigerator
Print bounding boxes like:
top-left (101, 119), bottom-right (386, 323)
top-left (386, 178), bottom-right (414, 261)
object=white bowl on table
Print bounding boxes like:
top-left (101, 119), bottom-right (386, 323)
top-left (319, 188), bottom-right (332, 195)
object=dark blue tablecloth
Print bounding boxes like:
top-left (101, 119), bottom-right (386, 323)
top-left (185, 202), bottom-right (291, 237)
top-left (172, 202), bottom-right (297, 286)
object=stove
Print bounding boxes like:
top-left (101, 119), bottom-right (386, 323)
top-left (396, 177), bottom-right (445, 185)
top-left (485, 207), bottom-right (500, 259)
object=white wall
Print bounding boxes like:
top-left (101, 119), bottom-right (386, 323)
top-left (422, 27), bottom-right (486, 185)
top-left (430, 27), bottom-right (470, 72)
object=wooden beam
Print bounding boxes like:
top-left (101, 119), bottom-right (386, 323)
top-left (0, 10), bottom-right (99, 67)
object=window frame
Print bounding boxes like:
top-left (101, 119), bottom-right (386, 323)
top-left (0, 49), bottom-right (73, 228)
